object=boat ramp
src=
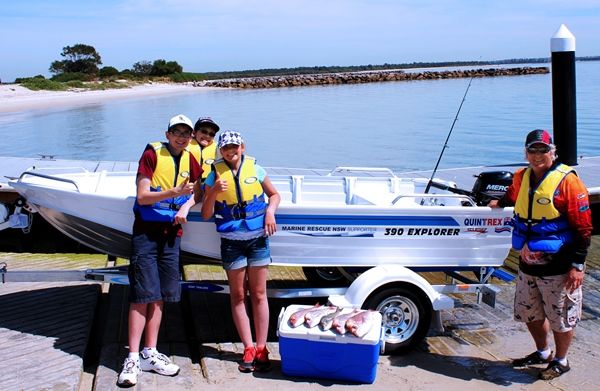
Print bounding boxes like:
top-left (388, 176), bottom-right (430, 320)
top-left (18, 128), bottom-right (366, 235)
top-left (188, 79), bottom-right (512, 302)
top-left (1, 249), bottom-right (600, 390)
top-left (1, 156), bottom-right (599, 390)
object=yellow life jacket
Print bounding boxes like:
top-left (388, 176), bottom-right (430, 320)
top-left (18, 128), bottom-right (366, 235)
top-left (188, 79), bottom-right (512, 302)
top-left (514, 164), bottom-right (571, 220)
top-left (213, 155), bottom-right (267, 232)
top-left (512, 163), bottom-right (573, 252)
top-left (188, 139), bottom-right (217, 181)
top-left (134, 142), bottom-right (192, 222)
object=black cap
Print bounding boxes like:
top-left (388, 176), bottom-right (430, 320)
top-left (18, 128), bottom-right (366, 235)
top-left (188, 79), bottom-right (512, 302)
top-left (525, 129), bottom-right (553, 147)
top-left (194, 117), bottom-right (220, 132)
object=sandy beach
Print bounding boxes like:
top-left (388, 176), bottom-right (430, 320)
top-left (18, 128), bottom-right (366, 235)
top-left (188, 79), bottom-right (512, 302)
top-left (0, 82), bottom-right (209, 114)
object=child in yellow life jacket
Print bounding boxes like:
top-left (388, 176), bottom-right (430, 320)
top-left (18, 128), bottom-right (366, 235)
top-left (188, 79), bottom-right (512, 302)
top-left (201, 130), bottom-right (280, 373)
top-left (188, 117), bottom-right (220, 183)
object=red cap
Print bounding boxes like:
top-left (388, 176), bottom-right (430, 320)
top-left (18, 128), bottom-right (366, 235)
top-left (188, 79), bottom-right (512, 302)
top-left (525, 129), bottom-right (553, 147)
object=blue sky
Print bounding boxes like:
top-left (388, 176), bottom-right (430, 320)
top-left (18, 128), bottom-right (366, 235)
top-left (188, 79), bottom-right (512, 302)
top-left (1, 0), bottom-right (599, 82)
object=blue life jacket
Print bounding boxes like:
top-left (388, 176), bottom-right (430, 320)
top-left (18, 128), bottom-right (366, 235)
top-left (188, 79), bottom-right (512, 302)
top-left (213, 155), bottom-right (267, 233)
top-left (133, 142), bottom-right (192, 223)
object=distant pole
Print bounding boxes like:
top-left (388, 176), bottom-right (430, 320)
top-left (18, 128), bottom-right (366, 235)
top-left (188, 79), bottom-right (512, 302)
top-left (551, 24), bottom-right (577, 166)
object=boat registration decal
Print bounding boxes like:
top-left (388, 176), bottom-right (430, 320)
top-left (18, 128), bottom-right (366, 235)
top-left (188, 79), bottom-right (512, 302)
top-left (279, 224), bottom-right (461, 237)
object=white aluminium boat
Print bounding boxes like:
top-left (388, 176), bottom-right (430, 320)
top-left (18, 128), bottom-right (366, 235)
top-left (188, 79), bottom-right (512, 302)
top-left (10, 166), bottom-right (514, 273)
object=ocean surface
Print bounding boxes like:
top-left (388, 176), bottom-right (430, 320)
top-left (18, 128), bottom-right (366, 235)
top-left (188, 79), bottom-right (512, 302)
top-left (1, 62), bottom-right (599, 172)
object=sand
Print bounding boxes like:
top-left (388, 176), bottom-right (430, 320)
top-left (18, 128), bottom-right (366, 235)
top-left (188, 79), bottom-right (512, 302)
top-left (0, 82), bottom-right (212, 114)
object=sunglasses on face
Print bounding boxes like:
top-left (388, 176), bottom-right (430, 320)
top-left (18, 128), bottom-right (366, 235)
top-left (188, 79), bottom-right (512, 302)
top-left (169, 129), bottom-right (192, 138)
top-left (527, 145), bottom-right (551, 154)
top-left (197, 128), bottom-right (216, 138)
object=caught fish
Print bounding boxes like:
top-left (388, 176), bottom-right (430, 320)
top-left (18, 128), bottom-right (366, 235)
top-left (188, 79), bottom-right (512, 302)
top-left (288, 304), bottom-right (321, 328)
top-left (332, 309), bottom-right (362, 334)
top-left (345, 310), bottom-right (378, 338)
top-left (319, 307), bottom-right (343, 330)
top-left (304, 306), bottom-right (338, 328)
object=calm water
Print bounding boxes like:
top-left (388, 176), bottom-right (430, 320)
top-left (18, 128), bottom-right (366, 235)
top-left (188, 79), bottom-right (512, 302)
top-left (1, 62), bottom-right (599, 172)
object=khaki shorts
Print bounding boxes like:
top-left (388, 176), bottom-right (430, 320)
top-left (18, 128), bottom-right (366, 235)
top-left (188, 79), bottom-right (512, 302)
top-left (514, 270), bottom-right (582, 332)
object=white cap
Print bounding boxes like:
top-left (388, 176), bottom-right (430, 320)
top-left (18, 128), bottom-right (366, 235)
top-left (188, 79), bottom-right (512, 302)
top-left (168, 114), bottom-right (193, 131)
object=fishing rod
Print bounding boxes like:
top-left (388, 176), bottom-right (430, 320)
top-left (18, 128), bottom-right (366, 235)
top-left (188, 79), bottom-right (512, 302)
top-left (422, 76), bottom-right (474, 197)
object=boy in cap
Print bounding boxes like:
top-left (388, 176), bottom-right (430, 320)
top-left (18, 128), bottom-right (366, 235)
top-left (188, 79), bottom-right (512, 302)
top-left (118, 114), bottom-right (202, 386)
top-left (200, 130), bottom-right (280, 372)
top-left (490, 129), bottom-right (592, 380)
top-left (189, 117), bottom-right (220, 183)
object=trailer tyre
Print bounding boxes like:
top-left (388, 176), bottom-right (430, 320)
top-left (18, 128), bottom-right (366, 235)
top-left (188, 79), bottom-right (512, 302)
top-left (363, 286), bottom-right (432, 354)
top-left (302, 267), bottom-right (347, 286)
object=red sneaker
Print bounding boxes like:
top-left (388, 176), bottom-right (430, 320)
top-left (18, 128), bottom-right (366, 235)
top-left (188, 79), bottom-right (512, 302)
top-left (238, 346), bottom-right (256, 373)
top-left (255, 346), bottom-right (271, 372)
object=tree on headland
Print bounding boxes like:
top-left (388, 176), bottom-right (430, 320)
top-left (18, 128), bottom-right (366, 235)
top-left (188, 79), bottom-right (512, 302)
top-left (98, 66), bottom-right (119, 78)
top-left (132, 61), bottom-right (153, 76)
top-left (150, 59), bottom-right (183, 76)
top-left (49, 44), bottom-right (102, 76)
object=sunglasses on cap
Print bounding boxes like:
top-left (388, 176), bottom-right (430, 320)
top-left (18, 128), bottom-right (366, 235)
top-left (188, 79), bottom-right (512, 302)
top-left (197, 128), bottom-right (217, 138)
top-left (526, 145), bottom-right (551, 154)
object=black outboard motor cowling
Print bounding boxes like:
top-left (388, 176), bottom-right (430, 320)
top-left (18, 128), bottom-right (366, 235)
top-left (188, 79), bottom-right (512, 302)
top-left (471, 171), bottom-right (513, 206)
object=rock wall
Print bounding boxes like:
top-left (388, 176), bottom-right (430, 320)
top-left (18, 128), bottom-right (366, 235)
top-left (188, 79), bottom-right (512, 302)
top-left (200, 67), bottom-right (549, 89)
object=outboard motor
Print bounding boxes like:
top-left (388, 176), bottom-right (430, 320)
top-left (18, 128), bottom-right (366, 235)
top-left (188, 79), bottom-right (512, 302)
top-left (471, 171), bottom-right (513, 206)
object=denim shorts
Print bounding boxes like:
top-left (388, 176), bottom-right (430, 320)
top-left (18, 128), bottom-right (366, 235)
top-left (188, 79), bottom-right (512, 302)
top-left (128, 231), bottom-right (181, 304)
top-left (220, 236), bottom-right (272, 270)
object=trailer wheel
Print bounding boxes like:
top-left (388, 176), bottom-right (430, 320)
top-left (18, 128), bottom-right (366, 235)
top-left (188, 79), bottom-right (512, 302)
top-left (363, 286), bottom-right (432, 354)
top-left (302, 267), bottom-right (347, 286)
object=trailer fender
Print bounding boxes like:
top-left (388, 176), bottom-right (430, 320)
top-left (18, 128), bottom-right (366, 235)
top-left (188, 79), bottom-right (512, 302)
top-left (328, 265), bottom-right (454, 311)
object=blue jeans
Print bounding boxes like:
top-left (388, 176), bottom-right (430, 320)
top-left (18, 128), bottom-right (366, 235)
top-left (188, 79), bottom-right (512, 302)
top-left (221, 236), bottom-right (271, 270)
top-left (128, 231), bottom-right (181, 303)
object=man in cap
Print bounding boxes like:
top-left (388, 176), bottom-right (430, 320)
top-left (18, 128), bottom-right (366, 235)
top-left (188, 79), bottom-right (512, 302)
top-left (189, 117), bottom-right (220, 183)
top-left (490, 129), bottom-right (592, 380)
top-left (118, 114), bottom-right (202, 386)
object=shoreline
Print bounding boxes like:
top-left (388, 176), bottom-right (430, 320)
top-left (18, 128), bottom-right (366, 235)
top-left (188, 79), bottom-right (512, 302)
top-left (0, 82), bottom-right (213, 114)
top-left (0, 66), bottom-right (550, 113)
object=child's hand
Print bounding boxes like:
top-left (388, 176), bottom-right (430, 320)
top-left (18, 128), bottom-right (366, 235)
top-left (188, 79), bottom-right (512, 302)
top-left (174, 177), bottom-right (194, 196)
top-left (214, 178), bottom-right (228, 192)
top-left (173, 208), bottom-right (189, 225)
top-left (264, 211), bottom-right (277, 236)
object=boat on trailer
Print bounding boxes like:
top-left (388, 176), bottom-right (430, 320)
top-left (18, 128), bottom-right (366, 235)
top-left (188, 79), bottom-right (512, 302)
top-left (9, 166), bottom-right (513, 272)
top-left (8, 166), bottom-right (515, 353)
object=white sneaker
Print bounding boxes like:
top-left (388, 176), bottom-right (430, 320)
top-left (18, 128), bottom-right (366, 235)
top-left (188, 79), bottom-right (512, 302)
top-left (117, 357), bottom-right (140, 386)
top-left (140, 350), bottom-right (180, 376)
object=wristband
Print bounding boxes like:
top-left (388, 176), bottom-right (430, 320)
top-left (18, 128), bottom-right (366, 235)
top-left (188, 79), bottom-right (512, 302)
top-left (571, 263), bottom-right (585, 272)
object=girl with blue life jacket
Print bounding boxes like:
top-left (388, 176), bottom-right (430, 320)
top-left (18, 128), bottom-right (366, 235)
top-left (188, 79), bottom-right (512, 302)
top-left (201, 130), bottom-right (280, 373)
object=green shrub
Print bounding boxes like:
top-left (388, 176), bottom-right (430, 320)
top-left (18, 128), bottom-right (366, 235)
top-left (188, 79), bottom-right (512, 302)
top-left (51, 72), bottom-right (95, 82)
top-left (87, 82), bottom-right (130, 90)
top-left (20, 78), bottom-right (68, 91)
top-left (99, 66), bottom-right (120, 78)
top-left (65, 80), bottom-right (86, 88)
top-left (14, 74), bottom-right (46, 83)
top-left (169, 72), bottom-right (205, 82)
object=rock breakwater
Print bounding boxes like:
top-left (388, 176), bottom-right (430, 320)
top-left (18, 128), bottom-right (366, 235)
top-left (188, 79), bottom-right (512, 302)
top-left (201, 67), bottom-right (548, 89)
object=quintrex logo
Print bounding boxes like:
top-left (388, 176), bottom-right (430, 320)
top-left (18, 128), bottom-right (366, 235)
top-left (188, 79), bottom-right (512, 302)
top-left (464, 218), bottom-right (504, 226)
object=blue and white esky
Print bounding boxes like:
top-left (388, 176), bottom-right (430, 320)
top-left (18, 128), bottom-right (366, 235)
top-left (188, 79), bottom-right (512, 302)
top-left (1, 0), bottom-right (599, 82)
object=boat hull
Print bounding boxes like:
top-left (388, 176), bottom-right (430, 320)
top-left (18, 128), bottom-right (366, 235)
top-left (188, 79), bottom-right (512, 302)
top-left (182, 206), bottom-right (513, 268)
top-left (12, 170), bottom-right (514, 269)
